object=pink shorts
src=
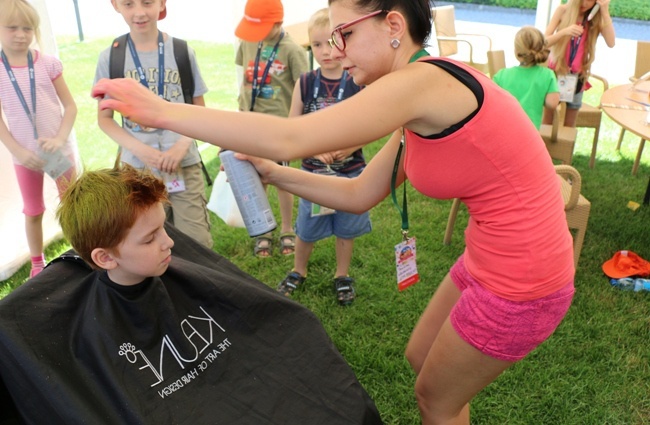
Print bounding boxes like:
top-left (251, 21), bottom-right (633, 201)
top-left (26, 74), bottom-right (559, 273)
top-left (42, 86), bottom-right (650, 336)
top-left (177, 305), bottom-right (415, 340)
top-left (449, 255), bottom-right (574, 362)
top-left (14, 163), bottom-right (76, 216)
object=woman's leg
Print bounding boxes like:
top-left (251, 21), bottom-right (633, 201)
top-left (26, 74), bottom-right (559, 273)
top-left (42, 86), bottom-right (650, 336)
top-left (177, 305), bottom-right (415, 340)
top-left (405, 273), bottom-right (514, 424)
top-left (405, 273), bottom-right (460, 373)
top-left (414, 317), bottom-right (513, 424)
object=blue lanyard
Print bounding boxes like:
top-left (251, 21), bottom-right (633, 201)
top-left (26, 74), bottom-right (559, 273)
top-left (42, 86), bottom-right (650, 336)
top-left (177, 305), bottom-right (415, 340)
top-left (126, 31), bottom-right (165, 98)
top-left (1, 50), bottom-right (38, 139)
top-left (312, 69), bottom-right (348, 102)
top-left (250, 30), bottom-right (284, 111)
top-left (569, 18), bottom-right (588, 68)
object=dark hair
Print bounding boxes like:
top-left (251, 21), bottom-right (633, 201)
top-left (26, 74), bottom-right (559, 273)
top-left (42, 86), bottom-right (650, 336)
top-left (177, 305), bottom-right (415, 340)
top-left (329, 0), bottom-right (433, 46)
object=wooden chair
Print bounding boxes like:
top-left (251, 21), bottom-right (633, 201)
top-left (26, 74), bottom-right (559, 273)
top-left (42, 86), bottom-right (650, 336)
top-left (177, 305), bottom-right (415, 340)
top-left (539, 103), bottom-right (578, 165)
top-left (555, 164), bottom-right (591, 269)
top-left (575, 74), bottom-right (608, 169)
top-left (431, 5), bottom-right (492, 74)
top-left (487, 49), bottom-right (506, 79)
top-left (615, 41), bottom-right (650, 175)
top-left (443, 165), bottom-right (591, 270)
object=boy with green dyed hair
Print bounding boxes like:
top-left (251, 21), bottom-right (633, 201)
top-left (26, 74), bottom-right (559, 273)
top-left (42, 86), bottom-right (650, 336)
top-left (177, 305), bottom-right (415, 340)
top-left (56, 164), bottom-right (174, 285)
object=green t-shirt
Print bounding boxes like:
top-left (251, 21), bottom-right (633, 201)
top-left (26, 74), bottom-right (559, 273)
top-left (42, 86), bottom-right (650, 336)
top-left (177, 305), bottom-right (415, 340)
top-left (493, 65), bottom-right (559, 129)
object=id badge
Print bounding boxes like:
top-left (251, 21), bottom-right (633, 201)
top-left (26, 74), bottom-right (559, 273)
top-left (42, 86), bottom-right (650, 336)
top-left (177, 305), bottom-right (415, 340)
top-left (394, 237), bottom-right (419, 291)
top-left (38, 149), bottom-right (72, 180)
top-left (311, 167), bottom-right (336, 217)
top-left (162, 170), bottom-right (186, 193)
top-left (557, 74), bottom-right (578, 103)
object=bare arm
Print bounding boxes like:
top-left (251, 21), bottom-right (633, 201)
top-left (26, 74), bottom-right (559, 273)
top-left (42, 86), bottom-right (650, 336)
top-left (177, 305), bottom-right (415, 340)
top-left (597, 0), bottom-right (616, 47)
top-left (39, 75), bottom-right (77, 153)
top-left (97, 103), bottom-right (163, 169)
top-left (242, 129), bottom-right (406, 214)
top-left (93, 62), bottom-right (476, 164)
top-left (545, 92), bottom-right (560, 110)
top-left (545, 5), bottom-right (583, 48)
top-left (0, 100), bottom-right (45, 169)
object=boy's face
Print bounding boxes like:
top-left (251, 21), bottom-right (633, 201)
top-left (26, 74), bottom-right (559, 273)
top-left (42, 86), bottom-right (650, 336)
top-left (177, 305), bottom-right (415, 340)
top-left (111, 0), bottom-right (165, 34)
top-left (309, 25), bottom-right (341, 73)
top-left (106, 202), bottom-right (174, 285)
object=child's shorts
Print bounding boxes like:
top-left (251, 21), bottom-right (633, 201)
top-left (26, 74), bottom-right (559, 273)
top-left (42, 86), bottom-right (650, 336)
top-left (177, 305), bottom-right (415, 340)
top-left (449, 255), bottom-right (574, 362)
top-left (295, 167), bottom-right (372, 243)
top-left (565, 90), bottom-right (584, 110)
top-left (14, 163), bottom-right (75, 216)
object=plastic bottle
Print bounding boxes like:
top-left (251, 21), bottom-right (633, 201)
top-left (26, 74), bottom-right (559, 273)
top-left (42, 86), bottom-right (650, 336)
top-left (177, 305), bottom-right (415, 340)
top-left (610, 278), bottom-right (650, 292)
top-left (610, 278), bottom-right (636, 291)
top-left (218, 150), bottom-right (277, 237)
top-left (633, 278), bottom-right (650, 292)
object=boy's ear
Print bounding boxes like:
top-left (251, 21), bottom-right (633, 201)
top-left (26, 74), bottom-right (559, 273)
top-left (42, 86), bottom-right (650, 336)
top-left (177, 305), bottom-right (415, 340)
top-left (110, 0), bottom-right (119, 12)
top-left (91, 248), bottom-right (118, 270)
top-left (385, 10), bottom-right (407, 40)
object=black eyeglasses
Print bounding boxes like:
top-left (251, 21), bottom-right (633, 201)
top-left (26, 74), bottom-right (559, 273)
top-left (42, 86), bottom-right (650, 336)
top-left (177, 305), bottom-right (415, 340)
top-left (329, 10), bottom-right (389, 52)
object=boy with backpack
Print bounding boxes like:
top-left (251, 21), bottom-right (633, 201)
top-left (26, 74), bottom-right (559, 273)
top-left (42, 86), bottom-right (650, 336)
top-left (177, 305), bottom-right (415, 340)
top-left (94, 0), bottom-right (212, 248)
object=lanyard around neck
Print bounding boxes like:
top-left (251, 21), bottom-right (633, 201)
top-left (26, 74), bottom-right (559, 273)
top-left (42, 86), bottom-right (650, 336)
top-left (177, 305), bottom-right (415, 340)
top-left (127, 31), bottom-right (165, 98)
top-left (2, 50), bottom-right (37, 139)
top-left (250, 30), bottom-right (284, 111)
top-left (569, 17), bottom-right (588, 68)
top-left (389, 48), bottom-right (429, 237)
top-left (312, 68), bottom-right (349, 102)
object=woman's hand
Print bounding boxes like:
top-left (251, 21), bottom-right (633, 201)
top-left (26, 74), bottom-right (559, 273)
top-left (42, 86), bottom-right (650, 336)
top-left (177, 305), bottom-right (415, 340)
top-left (234, 153), bottom-right (281, 185)
top-left (92, 78), bottom-right (167, 130)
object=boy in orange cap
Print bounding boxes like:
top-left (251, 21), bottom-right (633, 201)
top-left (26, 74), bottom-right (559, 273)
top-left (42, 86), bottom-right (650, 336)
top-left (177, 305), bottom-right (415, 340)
top-left (235, 0), bottom-right (309, 257)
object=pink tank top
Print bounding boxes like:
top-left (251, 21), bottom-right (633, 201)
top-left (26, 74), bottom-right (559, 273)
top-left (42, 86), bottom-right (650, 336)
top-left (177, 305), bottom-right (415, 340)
top-left (404, 58), bottom-right (574, 301)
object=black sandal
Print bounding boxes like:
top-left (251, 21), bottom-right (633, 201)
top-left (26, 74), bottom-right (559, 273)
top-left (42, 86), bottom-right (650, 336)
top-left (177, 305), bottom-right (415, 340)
top-left (277, 271), bottom-right (306, 296)
top-left (333, 276), bottom-right (356, 306)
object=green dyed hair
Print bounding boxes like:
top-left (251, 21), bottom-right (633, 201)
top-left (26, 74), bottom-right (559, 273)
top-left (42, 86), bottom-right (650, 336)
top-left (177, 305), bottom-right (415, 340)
top-left (56, 164), bottom-right (168, 268)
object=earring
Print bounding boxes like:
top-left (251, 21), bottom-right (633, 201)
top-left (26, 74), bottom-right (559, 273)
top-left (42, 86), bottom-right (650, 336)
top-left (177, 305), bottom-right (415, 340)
top-left (390, 38), bottom-right (401, 49)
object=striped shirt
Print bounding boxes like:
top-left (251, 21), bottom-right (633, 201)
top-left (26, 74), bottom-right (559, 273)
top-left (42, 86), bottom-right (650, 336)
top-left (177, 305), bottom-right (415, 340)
top-left (0, 50), bottom-right (73, 164)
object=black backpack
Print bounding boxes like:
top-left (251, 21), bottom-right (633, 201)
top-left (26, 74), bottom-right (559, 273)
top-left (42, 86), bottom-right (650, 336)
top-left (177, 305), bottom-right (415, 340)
top-left (108, 34), bottom-right (211, 185)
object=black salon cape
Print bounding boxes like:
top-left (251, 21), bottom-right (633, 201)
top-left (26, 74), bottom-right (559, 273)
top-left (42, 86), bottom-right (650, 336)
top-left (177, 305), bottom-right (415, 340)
top-left (0, 225), bottom-right (382, 425)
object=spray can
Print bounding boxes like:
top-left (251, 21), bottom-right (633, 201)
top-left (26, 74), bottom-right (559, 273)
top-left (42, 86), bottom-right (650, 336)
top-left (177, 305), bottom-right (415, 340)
top-left (218, 150), bottom-right (277, 237)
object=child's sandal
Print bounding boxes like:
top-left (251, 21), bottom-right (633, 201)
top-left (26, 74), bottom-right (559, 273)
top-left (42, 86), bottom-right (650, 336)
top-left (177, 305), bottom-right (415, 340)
top-left (333, 276), bottom-right (356, 306)
top-left (253, 234), bottom-right (273, 258)
top-left (277, 271), bottom-right (306, 296)
top-left (279, 232), bottom-right (296, 256)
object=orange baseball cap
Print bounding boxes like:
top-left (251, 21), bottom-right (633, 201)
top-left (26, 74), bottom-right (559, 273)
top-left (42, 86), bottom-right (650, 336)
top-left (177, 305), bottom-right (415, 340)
top-left (235, 0), bottom-right (284, 42)
top-left (602, 250), bottom-right (650, 278)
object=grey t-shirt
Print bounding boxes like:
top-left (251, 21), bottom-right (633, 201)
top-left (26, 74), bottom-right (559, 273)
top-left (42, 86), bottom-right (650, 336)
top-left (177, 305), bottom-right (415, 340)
top-left (94, 35), bottom-right (208, 168)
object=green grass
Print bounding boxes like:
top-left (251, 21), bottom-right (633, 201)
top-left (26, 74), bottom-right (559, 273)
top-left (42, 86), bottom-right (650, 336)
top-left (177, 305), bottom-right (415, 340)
top-left (2, 36), bottom-right (650, 424)
top-left (445, 0), bottom-right (650, 21)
